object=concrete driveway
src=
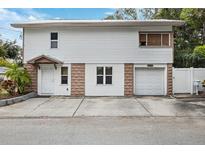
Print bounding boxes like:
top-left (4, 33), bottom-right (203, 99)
top-left (0, 96), bottom-right (205, 118)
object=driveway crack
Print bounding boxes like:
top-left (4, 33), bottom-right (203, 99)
top-left (24, 97), bottom-right (54, 117)
top-left (135, 98), bottom-right (153, 116)
top-left (72, 97), bottom-right (85, 117)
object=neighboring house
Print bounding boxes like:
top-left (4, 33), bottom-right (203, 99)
top-left (11, 20), bottom-right (184, 96)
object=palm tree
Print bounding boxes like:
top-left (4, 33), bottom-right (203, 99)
top-left (0, 58), bottom-right (31, 94)
top-left (5, 63), bottom-right (31, 94)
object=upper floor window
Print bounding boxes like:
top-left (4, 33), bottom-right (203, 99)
top-left (97, 66), bottom-right (112, 85)
top-left (139, 33), bottom-right (170, 47)
top-left (51, 32), bottom-right (58, 48)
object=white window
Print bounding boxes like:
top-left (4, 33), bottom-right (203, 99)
top-left (61, 67), bottom-right (68, 84)
top-left (139, 33), bottom-right (170, 47)
top-left (96, 67), bottom-right (112, 85)
top-left (51, 32), bottom-right (58, 48)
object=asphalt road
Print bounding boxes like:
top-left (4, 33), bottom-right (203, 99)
top-left (0, 117), bottom-right (205, 144)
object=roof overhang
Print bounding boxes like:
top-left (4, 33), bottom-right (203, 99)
top-left (11, 20), bottom-right (185, 28)
top-left (27, 55), bottom-right (63, 64)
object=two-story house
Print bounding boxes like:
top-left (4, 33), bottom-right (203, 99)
top-left (11, 20), bottom-right (184, 96)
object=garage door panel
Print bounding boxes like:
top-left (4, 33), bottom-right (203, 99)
top-left (135, 68), bottom-right (165, 95)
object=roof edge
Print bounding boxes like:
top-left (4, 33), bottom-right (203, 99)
top-left (11, 19), bottom-right (185, 28)
top-left (27, 55), bottom-right (63, 64)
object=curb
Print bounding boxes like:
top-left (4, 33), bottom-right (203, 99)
top-left (0, 115), bottom-right (205, 119)
top-left (0, 92), bottom-right (37, 107)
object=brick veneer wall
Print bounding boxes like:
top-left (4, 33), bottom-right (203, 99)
top-left (71, 64), bottom-right (85, 96)
top-left (167, 63), bottom-right (173, 95)
top-left (124, 64), bottom-right (134, 96)
top-left (25, 64), bottom-right (37, 92)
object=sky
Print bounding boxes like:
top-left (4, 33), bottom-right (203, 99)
top-left (0, 8), bottom-right (116, 46)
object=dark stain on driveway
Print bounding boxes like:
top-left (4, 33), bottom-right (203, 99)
top-left (175, 101), bottom-right (205, 115)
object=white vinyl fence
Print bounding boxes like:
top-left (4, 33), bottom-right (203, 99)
top-left (173, 67), bottom-right (205, 94)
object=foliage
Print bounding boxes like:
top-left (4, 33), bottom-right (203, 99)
top-left (0, 46), bottom-right (6, 58)
top-left (154, 8), bottom-right (182, 20)
top-left (2, 41), bottom-right (21, 60)
top-left (0, 38), bottom-right (22, 64)
top-left (104, 8), bottom-right (205, 67)
top-left (105, 9), bottom-right (138, 20)
top-left (139, 8), bottom-right (159, 19)
top-left (0, 57), bottom-right (12, 67)
top-left (193, 45), bottom-right (205, 58)
top-left (5, 63), bottom-right (31, 94)
top-left (0, 80), bottom-right (16, 95)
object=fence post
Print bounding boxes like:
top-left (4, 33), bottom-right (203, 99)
top-left (190, 67), bottom-right (194, 95)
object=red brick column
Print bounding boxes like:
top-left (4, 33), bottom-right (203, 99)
top-left (124, 64), bottom-right (134, 96)
top-left (167, 63), bottom-right (173, 95)
top-left (24, 64), bottom-right (37, 92)
top-left (71, 64), bottom-right (85, 96)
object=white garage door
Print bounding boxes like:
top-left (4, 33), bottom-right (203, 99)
top-left (135, 68), bottom-right (165, 95)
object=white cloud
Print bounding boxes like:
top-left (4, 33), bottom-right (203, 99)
top-left (104, 11), bottom-right (114, 15)
top-left (0, 8), bottom-right (49, 46)
top-left (54, 17), bottom-right (61, 20)
top-left (0, 8), bottom-right (24, 21)
top-left (28, 15), bottom-right (37, 21)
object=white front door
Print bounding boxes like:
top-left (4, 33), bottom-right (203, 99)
top-left (41, 67), bottom-right (54, 94)
top-left (135, 68), bottom-right (165, 95)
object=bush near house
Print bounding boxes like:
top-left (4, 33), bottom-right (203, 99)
top-left (5, 63), bottom-right (31, 94)
top-left (193, 45), bottom-right (205, 58)
top-left (0, 58), bottom-right (31, 99)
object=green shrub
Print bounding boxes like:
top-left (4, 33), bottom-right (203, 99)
top-left (0, 58), bottom-right (11, 67)
top-left (193, 45), bottom-right (205, 58)
top-left (5, 64), bottom-right (31, 94)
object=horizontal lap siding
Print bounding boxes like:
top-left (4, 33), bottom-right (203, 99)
top-left (85, 64), bottom-right (124, 96)
top-left (24, 27), bottom-right (173, 64)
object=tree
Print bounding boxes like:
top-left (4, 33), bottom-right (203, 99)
top-left (3, 41), bottom-right (21, 59)
top-left (0, 57), bottom-right (31, 94)
top-left (0, 46), bottom-right (6, 58)
top-left (105, 9), bottom-right (138, 20)
top-left (5, 63), bottom-right (31, 94)
top-left (139, 8), bottom-right (159, 19)
top-left (143, 8), bottom-right (205, 67)
top-left (154, 8), bottom-right (182, 19)
top-left (0, 38), bottom-right (22, 65)
top-left (180, 9), bottom-right (205, 45)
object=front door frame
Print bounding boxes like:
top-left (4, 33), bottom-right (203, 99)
top-left (38, 64), bottom-right (55, 95)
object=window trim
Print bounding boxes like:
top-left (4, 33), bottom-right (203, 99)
top-left (96, 66), bottom-right (113, 85)
top-left (96, 67), bottom-right (104, 85)
top-left (139, 32), bottom-right (171, 48)
top-left (50, 32), bottom-right (58, 49)
top-left (61, 66), bottom-right (68, 85)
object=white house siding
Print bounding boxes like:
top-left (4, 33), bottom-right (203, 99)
top-left (24, 26), bottom-right (173, 64)
top-left (85, 64), bottom-right (124, 96)
top-left (37, 64), bottom-right (71, 95)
